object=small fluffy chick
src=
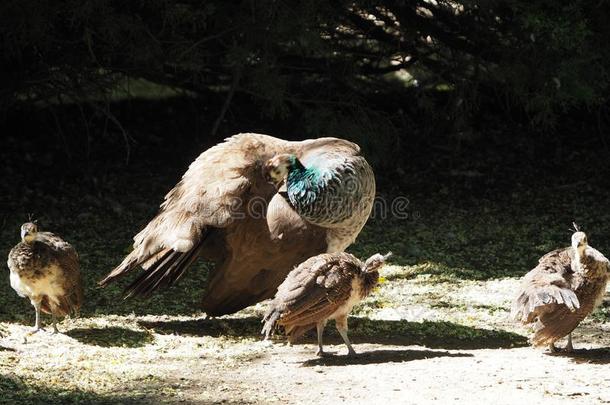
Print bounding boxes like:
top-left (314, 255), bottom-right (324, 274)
top-left (7, 222), bottom-right (83, 333)
top-left (262, 252), bottom-right (390, 356)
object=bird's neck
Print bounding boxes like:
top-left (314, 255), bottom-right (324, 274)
top-left (22, 234), bottom-right (37, 244)
top-left (286, 160), bottom-right (322, 203)
top-left (573, 246), bottom-right (588, 270)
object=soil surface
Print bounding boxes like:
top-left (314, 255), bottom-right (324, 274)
top-left (1, 275), bottom-right (609, 404)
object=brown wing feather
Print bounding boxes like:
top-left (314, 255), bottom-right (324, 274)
top-left (40, 233), bottom-right (83, 316)
top-left (99, 133), bottom-right (289, 286)
top-left (512, 248), bottom-right (578, 323)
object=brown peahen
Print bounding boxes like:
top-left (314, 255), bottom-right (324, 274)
top-left (99, 133), bottom-right (376, 316)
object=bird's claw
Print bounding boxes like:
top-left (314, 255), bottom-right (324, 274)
top-left (28, 327), bottom-right (44, 336)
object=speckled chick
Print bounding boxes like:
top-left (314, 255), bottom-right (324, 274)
top-left (8, 222), bottom-right (83, 333)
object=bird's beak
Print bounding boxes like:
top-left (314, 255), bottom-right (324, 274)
top-left (269, 177), bottom-right (284, 188)
top-left (264, 171), bottom-right (274, 184)
top-left (263, 167), bottom-right (283, 188)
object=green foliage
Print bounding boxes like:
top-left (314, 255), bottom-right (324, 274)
top-left (2, 0), bottom-right (609, 138)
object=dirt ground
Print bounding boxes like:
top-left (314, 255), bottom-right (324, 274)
top-left (1, 272), bottom-right (609, 404)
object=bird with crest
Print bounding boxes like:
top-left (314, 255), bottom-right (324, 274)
top-left (7, 220), bottom-right (83, 334)
top-left (512, 223), bottom-right (609, 352)
top-left (262, 252), bottom-right (390, 356)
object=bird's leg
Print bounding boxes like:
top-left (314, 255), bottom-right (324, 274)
top-left (335, 315), bottom-right (356, 356)
top-left (29, 298), bottom-right (44, 335)
top-left (564, 333), bottom-right (574, 352)
top-left (315, 321), bottom-right (328, 357)
top-left (52, 315), bottom-right (59, 334)
top-left (548, 342), bottom-right (558, 353)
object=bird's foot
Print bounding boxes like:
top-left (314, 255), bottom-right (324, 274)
top-left (28, 327), bottom-right (44, 336)
top-left (259, 339), bottom-right (273, 348)
top-left (548, 343), bottom-right (558, 353)
top-left (564, 343), bottom-right (574, 353)
top-left (347, 348), bottom-right (357, 356)
top-left (23, 327), bottom-right (44, 344)
top-left (316, 349), bottom-right (333, 357)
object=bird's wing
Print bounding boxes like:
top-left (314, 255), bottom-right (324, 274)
top-left (7, 244), bottom-right (29, 297)
top-left (512, 248), bottom-right (580, 323)
top-left (586, 246), bottom-right (610, 273)
top-left (34, 235), bottom-right (83, 315)
top-left (38, 232), bottom-right (79, 271)
top-left (99, 133), bottom-right (290, 290)
top-left (538, 247), bottom-right (568, 263)
top-left (275, 254), bottom-right (357, 326)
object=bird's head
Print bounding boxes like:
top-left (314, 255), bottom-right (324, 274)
top-left (20, 221), bottom-right (39, 243)
top-left (571, 227), bottom-right (588, 257)
top-left (363, 252), bottom-right (392, 273)
top-left (263, 154), bottom-right (298, 187)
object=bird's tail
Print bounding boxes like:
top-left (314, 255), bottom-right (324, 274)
top-left (98, 248), bottom-right (152, 287)
top-left (364, 252), bottom-right (392, 272)
top-left (261, 309), bottom-right (281, 340)
top-left (99, 237), bottom-right (205, 299)
top-left (123, 244), bottom-right (203, 298)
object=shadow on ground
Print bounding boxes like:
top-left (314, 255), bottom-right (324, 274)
top-left (66, 327), bottom-right (154, 348)
top-left (139, 317), bottom-right (527, 350)
top-left (301, 348), bottom-right (473, 367)
top-left (548, 347), bottom-right (610, 365)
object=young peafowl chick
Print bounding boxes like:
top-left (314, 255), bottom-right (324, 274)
top-left (262, 252), bottom-right (390, 356)
top-left (8, 222), bottom-right (83, 334)
top-left (512, 225), bottom-right (609, 352)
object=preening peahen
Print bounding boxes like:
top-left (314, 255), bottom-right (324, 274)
top-left (99, 133), bottom-right (376, 316)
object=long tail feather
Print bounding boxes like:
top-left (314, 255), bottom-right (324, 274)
top-left (121, 235), bottom-right (207, 299)
top-left (261, 309), bottom-right (281, 340)
top-left (98, 249), bottom-right (161, 287)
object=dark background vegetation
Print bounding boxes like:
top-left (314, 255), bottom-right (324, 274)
top-left (1, 0), bottom-right (610, 318)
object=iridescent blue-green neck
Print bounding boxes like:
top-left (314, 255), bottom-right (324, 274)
top-left (286, 157), bottom-right (322, 206)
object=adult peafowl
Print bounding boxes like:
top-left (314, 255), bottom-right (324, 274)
top-left (99, 133), bottom-right (376, 316)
